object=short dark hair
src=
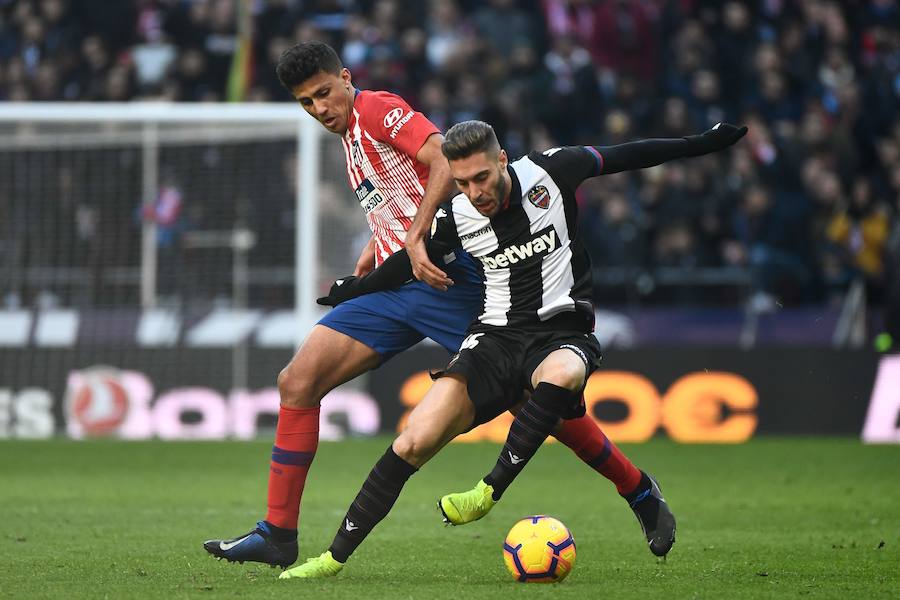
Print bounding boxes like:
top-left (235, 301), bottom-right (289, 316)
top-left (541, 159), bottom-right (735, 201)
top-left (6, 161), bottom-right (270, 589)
top-left (275, 42), bottom-right (343, 91)
top-left (441, 120), bottom-right (501, 161)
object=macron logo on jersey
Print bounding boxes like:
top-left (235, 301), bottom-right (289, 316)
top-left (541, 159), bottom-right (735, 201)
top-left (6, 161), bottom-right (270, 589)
top-left (479, 226), bottom-right (559, 270)
top-left (459, 224), bottom-right (493, 242)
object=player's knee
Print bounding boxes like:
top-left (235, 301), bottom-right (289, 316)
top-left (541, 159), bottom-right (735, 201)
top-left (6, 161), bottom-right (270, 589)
top-left (392, 429), bottom-right (437, 467)
top-left (276, 367), bottom-right (319, 408)
top-left (537, 363), bottom-right (585, 392)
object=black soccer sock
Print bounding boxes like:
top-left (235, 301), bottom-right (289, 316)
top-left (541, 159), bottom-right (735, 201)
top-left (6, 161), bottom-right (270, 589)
top-left (263, 522), bottom-right (297, 542)
top-left (621, 472), bottom-right (659, 532)
top-left (328, 446), bottom-right (417, 563)
top-left (483, 382), bottom-right (574, 501)
top-left (621, 472), bottom-right (652, 504)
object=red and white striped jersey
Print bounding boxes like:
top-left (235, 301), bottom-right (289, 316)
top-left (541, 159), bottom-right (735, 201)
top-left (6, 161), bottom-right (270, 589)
top-left (340, 90), bottom-right (440, 265)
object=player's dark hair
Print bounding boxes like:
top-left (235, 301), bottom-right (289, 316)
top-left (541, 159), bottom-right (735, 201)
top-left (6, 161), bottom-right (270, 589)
top-left (276, 41), bottom-right (343, 91)
top-left (442, 120), bottom-right (501, 161)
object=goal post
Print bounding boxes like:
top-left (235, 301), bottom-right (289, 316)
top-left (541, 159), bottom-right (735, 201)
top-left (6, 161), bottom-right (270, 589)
top-left (0, 102), bottom-right (334, 344)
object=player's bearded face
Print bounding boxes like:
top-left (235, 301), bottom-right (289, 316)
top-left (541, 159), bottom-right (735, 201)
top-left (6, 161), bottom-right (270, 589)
top-left (451, 150), bottom-right (509, 217)
top-left (291, 68), bottom-right (354, 134)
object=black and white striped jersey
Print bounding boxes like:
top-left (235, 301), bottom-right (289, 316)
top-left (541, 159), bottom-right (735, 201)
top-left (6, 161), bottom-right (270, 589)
top-left (430, 146), bottom-right (604, 332)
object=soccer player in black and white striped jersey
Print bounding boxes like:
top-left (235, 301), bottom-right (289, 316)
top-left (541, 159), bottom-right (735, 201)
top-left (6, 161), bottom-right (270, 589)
top-left (288, 120), bottom-right (746, 578)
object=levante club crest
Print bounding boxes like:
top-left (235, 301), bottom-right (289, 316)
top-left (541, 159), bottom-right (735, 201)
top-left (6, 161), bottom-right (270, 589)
top-left (527, 185), bottom-right (550, 209)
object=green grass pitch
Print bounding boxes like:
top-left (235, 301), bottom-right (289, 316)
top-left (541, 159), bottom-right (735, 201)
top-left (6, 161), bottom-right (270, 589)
top-left (1, 437), bottom-right (898, 599)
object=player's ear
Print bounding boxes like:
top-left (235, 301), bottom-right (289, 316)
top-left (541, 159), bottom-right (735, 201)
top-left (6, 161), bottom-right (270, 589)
top-left (498, 149), bottom-right (508, 169)
top-left (341, 68), bottom-right (352, 89)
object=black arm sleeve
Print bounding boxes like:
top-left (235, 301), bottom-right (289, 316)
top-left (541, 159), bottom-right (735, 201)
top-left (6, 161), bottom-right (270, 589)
top-left (532, 125), bottom-right (745, 189)
top-left (591, 138), bottom-right (691, 175)
top-left (529, 141), bottom-right (692, 189)
top-left (354, 215), bottom-right (458, 294)
top-left (355, 248), bottom-right (415, 293)
top-left (320, 203), bottom-right (462, 305)
top-left (594, 123), bottom-right (747, 174)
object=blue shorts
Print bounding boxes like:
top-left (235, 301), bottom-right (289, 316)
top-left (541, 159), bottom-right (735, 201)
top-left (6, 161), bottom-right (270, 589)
top-left (318, 253), bottom-right (483, 360)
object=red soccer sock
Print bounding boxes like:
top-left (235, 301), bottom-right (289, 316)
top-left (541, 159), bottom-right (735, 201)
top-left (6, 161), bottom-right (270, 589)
top-left (265, 405), bottom-right (320, 530)
top-left (554, 413), bottom-right (642, 495)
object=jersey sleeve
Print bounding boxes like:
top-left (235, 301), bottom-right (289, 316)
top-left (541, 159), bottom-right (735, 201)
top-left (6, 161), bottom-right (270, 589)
top-left (363, 91), bottom-right (440, 159)
top-left (528, 146), bottom-right (604, 191)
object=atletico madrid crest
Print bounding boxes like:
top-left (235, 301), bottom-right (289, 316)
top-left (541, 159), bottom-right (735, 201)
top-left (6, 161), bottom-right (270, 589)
top-left (527, 185), bottom-right (551, 209)
top-left (351, 141), bottom-right (364, 168)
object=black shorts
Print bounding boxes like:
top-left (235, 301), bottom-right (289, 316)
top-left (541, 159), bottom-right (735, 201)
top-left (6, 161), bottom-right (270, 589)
top-left (436, 328), bottom-right (603, 427)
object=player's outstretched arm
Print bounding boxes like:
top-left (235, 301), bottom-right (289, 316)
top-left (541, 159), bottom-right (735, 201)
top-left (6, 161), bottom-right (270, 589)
top-left (596, 122), bottom-right (747, 175)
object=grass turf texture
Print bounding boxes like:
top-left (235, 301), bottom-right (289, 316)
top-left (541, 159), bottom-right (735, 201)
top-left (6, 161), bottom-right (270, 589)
top-left (1, 437), bottom-right (897, 599)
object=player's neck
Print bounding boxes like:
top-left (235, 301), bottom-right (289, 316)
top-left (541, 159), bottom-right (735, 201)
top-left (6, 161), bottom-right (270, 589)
top-left (500, 171), bottom-right (512, 211)
top-left (336, 88), bottom-right (357, 136)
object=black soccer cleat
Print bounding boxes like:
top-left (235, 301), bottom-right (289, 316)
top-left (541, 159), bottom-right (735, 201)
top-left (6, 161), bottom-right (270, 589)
top-left (627, 473), bottom-right (676, 557)
top-left (203, 521), bottom-right (298, 568)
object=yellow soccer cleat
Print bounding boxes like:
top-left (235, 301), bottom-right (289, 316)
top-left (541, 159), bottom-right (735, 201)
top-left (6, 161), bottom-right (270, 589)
top-left (278, 551), bottom-right (344, 580)
top-left (438, 479), bottom-right (496, 526)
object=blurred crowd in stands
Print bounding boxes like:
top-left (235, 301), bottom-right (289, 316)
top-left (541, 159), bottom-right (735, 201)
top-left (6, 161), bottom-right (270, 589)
top-left (1, 0), bottom-right (900, 321)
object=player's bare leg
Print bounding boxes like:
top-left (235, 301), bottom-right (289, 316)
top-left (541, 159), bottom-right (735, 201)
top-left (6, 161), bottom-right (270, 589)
top-left (204, 325), bottom-right (381, 568)
top-left (391, 374), bottom-right (476, 467)
top-left (276, 324), bottom-right (382, 409)
top-left (280, 375), bottom-right (475, 579)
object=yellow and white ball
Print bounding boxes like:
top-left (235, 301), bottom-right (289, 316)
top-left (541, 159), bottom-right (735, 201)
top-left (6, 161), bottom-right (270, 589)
top-left (502, 515), bottom-right (576, 583)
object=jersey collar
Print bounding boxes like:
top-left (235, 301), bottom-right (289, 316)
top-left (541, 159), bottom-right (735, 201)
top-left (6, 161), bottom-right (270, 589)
top-left (501, 164), bottom-right (521, 212)
top-left (345, 89), bottom-right (361, 139)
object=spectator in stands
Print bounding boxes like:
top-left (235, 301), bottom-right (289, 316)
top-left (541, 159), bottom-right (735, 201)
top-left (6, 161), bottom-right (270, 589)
top-left (473, 0), bottom-right (539, 56)
top-left (541, 0), bottom-right (596, 51)
top-left (593, 0), bottom-right (658, 82)
top-left (543, 34), bottom-right (601, 139)
top-left (581, 174), bottom-right (643, 270)
top-left (728, 184), bottom-right (812, 305)
top-left (882, 202), bottom-right (900, 351)
top-left (686, 68), bottom-right (728, 128)
top-left (825, 176), bottom-right (891, 297)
